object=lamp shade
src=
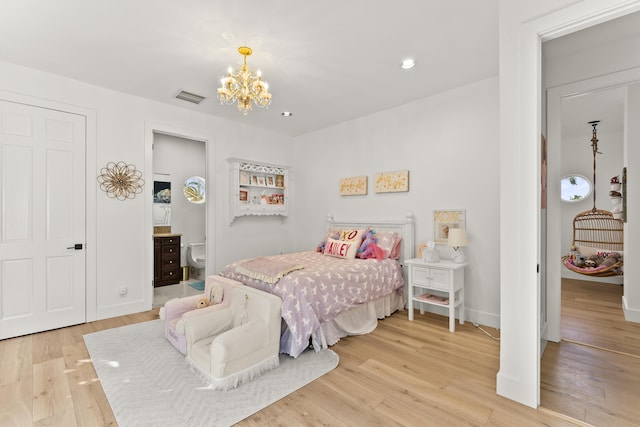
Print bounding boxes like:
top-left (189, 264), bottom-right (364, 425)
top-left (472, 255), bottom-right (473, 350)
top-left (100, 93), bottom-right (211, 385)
top-left (447, 228), bottom-right (469, 247)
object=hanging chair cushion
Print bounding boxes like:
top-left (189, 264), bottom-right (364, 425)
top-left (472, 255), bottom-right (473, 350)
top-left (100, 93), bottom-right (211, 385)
top-left (562, 257), bottom-right (621, 275)
top-left (562, 246), bottom-right (624, 277)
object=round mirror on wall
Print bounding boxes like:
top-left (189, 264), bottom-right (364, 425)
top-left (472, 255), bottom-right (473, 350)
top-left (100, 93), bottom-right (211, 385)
top-left (560, 174), bottom-right (592, 203)
top-left (183, 176), bottom-right (205, 204)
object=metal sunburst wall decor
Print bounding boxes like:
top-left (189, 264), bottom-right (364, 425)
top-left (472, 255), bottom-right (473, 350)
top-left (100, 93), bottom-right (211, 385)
top-left (97, 161), bottom-right (145, 200)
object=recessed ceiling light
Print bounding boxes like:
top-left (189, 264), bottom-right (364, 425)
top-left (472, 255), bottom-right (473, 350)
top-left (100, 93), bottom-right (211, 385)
top-left (400, 59), bottom-right (416, 70)
top-left (281, 112), bottom-right (293, 117)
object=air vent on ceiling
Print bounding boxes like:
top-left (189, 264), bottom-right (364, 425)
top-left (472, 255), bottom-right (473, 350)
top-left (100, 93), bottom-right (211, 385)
top-left (175, 90), bottom-right (206, 105)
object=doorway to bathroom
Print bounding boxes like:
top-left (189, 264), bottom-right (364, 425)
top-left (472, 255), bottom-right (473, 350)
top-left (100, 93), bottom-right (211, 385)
top-left (152, 132), bottom-right (207, 307)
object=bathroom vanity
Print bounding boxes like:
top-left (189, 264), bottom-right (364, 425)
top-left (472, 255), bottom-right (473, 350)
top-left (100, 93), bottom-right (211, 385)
top-left (154, 233), bottom-right (181, 287)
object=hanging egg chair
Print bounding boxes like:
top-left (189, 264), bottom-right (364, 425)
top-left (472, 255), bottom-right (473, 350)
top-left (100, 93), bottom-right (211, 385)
top-left (561, 121), bottom-right (624, 277)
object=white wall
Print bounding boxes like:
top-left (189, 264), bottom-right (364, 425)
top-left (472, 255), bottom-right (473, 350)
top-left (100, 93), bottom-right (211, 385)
top-left (153, 134), bottom-right (206, 267)
top-left (0, 59), bottom-right (295, 320)
top-left (292, 77), bottom-right (501, 327)
top-left (624, 83), bottom-right (640, 321)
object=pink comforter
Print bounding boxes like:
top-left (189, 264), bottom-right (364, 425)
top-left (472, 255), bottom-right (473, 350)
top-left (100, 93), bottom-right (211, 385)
top-left (221, 250), bottom-right (404, 357)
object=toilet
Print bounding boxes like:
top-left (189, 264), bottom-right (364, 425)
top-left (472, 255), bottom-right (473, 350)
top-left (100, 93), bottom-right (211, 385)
top-left (187, 243), bottom-right (206, 270)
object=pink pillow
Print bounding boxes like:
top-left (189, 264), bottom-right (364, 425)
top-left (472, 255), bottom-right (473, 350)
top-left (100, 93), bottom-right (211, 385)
top-left (375, 231), bottom-right (401, 259)
top-left (324, 237), bottom-right (359, 259)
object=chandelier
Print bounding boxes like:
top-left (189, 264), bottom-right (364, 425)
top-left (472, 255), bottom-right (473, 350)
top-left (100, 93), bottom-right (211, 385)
top-left (217, 46), bottom-right (272, 115)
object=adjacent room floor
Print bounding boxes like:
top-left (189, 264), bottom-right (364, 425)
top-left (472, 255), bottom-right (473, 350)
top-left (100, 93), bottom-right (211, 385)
top-left (540, 278), bottom-right (640, 425)
top-left (153, 279), bottom-right (202, 307)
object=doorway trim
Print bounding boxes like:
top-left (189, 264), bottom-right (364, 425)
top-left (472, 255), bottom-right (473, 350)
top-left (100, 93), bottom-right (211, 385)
top-left (498, 0), bottom-right (640, 408)
top-left (546, 66), bottom-right (640, 342)
top-left (144, 122), bottom-right (212, 308)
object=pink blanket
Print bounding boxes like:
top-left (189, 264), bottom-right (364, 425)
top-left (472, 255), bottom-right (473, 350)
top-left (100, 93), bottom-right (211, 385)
top-left (235, 256), bottom-right (304, 284)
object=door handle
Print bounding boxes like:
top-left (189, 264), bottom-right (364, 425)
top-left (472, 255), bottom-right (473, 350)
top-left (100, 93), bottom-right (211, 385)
top-left (67, 243), bottom-right (83, 250)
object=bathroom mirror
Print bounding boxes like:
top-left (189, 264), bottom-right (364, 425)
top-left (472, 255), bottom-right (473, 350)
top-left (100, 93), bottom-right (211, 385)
top-left (183, 176), bottom-right (205, 204)
top-left (560, 174), bottom-right (592, 203)
top-left (153, 173), bottom-right (172, 225)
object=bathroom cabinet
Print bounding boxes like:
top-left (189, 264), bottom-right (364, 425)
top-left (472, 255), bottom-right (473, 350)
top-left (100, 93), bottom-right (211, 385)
top-left (154, 234), bottom-right (181, 287)
top-left (228, 158), bottom-right (289, 224)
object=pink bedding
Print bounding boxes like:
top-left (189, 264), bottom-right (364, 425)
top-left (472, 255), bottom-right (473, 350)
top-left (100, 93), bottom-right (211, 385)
top-left (220, 250), bottom-right (404, 357)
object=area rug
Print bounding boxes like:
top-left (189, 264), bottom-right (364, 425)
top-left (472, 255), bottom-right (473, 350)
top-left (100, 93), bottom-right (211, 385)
top-left (188, 280), bottom-right (205, 291)
top-left (84, 319), bottom-right (339, 427)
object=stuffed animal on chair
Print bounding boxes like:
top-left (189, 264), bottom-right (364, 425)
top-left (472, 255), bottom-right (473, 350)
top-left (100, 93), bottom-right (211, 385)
top-left (195, 298), bottom-right (210, 309)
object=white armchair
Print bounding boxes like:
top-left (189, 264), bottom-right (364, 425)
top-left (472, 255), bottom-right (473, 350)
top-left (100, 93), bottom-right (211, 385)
top-left (159, 275), bottom-right (242, 354)
top-left (183, 284), bottom-right (283, 390)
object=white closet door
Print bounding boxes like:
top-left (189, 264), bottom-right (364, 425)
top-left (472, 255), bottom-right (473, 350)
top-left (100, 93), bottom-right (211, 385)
top-left (0, 100), bottom-right (86, 339)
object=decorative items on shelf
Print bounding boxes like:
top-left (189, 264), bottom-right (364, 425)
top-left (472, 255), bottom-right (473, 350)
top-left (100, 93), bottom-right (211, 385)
top-left (610, 175), bottom-right (623, 219)
top-left (97, 161), bottom-right (144, 201)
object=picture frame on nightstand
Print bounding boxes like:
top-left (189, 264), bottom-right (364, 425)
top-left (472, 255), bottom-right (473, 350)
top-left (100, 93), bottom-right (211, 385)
top-left (433, 209), bottom-right (466, 244)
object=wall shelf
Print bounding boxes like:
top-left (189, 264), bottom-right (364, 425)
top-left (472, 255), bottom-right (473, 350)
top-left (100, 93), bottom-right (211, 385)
top-left (228, 158), bottom-right (289, 224)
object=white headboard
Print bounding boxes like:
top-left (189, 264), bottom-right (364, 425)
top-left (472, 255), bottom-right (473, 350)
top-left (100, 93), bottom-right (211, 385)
top-left (326, 212), bottom-right (415, 266)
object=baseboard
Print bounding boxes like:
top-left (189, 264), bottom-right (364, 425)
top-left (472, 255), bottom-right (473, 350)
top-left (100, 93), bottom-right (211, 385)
top-left (413, 304), bottom-right (500, 329)
top-left (466, 307), bottom-right (500, 329)
top-left (496, 371), bottom-right (538, 409)
top-left (622, 296), bottom-right (640, 323)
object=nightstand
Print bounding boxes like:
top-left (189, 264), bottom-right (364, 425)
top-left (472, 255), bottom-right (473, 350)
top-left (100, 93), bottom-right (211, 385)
top-left (405, 258), bottom-right (466, 332)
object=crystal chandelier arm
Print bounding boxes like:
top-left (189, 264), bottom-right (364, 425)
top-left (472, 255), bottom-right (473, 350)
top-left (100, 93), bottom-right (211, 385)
top-left (217, 46), bottom-right (272, 114)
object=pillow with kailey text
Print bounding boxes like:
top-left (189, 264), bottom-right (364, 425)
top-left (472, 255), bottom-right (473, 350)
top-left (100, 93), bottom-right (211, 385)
top-left (324, 237), bottom-right (360, 259)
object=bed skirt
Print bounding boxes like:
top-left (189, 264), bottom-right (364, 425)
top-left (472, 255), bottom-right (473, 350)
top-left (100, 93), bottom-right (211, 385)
top-left (310, 290), bottom-right (404, 351)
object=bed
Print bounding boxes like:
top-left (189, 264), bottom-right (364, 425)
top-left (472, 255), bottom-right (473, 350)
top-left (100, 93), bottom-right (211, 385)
top-left (220, 213), bottom-right (415, 357)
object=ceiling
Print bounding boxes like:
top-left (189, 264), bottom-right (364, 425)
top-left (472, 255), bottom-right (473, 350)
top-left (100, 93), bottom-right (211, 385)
top-left (544, 11), bottom-right (640, 139)
top-left (0, 0), bottom-right (499, 137)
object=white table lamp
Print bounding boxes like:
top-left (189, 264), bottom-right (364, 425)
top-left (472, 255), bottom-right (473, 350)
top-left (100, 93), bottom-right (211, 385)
top-left (448, 228), bottom-right (469, 263)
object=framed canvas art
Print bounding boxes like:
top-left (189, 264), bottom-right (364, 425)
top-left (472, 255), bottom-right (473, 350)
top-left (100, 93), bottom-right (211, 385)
top-left (375, 170), bottom-right (409, 193)
top-left (433, 210), bottom-right (466, 244)
top-left (339, 176), bottom-right (368, 196)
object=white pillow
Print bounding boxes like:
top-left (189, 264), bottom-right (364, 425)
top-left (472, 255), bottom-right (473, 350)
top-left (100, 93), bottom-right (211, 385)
top-left (324, 237), bottom-right (359, 259)
top-left (576, 245), bottom-right (624, 259)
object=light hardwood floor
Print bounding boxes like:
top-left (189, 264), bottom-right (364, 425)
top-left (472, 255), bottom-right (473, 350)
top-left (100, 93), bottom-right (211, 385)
top-left (540, 278), bottom-right (640, 426)
top-left (1, 280), bottom-right (635, 426)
